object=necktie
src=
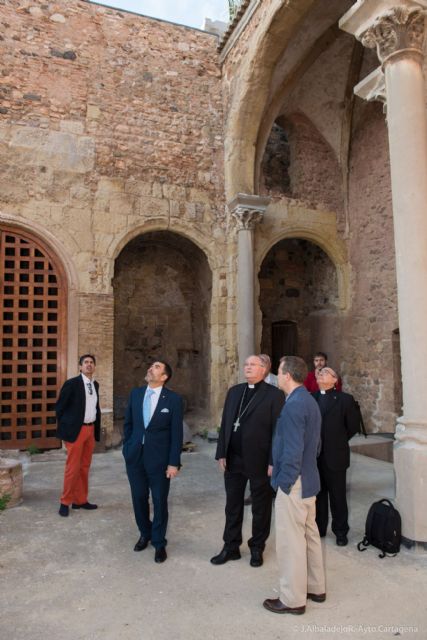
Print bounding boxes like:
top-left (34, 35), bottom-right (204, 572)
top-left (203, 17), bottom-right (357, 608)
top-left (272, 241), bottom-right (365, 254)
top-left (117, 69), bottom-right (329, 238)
top-left (87, 382), bottom-right (93, 395)
top-left (143, 388), bottom-right (153, 428)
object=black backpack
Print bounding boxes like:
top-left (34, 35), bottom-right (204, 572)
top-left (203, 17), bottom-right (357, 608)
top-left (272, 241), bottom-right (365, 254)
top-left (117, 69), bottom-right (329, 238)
top-left (357, 498), bottom-right (401, 558)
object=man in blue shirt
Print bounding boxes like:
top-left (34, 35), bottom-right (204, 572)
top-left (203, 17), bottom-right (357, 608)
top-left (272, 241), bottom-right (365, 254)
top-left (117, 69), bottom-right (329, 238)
top-left (263, 356), bottom-right (326, 615)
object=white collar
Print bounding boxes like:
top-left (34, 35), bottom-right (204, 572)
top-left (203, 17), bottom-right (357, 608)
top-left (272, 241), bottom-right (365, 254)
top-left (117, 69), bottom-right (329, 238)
top-left (81, 373), bottom-right (94, 384)
top-left (147, 385), bottom-right (163, 396)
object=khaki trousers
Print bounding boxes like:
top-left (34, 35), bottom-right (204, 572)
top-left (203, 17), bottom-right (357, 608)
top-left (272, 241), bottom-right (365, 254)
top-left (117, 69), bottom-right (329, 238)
top-left (275, 478), bottom-right (326, 607)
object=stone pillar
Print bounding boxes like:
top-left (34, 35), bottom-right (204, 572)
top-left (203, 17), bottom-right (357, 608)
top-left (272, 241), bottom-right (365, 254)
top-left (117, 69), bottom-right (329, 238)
top-left (340, 0), bottom-right (427, 545)
top-left (228, 194), bottom-right (270, 379)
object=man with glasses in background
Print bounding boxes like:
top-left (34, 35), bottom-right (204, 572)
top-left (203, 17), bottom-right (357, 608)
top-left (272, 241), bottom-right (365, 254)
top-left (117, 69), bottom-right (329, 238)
top-left (56, 354), bottom-right (101, 517)
top-left (312, 366), bottom-right (359, 546)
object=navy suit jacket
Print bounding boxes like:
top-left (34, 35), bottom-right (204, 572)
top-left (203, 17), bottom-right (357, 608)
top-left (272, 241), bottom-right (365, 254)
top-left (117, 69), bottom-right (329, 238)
top-left (122, 385), bottom-right (183, 474)
top-left (271, 385), bottom-right (321, 499)
top-left (55, 375), bottom-right (101, 443)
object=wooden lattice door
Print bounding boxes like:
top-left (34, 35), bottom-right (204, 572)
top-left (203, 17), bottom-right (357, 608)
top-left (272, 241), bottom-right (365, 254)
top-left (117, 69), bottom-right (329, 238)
top-left (0, 228), bottom-right (67, 449)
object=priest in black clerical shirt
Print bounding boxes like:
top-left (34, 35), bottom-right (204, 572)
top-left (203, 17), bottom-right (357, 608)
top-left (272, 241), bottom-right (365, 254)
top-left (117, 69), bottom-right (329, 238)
top-left (211, 355), bottom-right (285, 567)
top-left (312, 367), bottom-right (360, 546)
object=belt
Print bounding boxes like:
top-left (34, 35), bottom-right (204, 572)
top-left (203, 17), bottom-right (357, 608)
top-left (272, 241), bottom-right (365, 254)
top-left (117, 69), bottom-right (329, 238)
top-left (83, 422), bottom-right (94, 426)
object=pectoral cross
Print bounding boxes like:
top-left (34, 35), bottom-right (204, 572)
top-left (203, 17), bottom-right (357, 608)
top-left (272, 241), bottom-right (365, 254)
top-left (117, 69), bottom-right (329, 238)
top-left (233, 419), bottom-right (240, 432)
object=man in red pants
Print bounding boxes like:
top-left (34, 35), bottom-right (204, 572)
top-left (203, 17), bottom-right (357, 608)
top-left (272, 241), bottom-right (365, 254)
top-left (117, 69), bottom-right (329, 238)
top-left (56, 354), bottom-right (101, 517)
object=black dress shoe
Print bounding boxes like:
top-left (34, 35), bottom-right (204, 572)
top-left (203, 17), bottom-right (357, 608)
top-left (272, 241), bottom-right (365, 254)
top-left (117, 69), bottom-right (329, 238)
top-left (210, 547), bottom-right (241, 565)
top-left (154, 547), bottom-right (167, 563)
top-left (263, 598), bottom-right (305, 615)
top-left (59, 503), bottom-right (69, 517)
top-left (307, 592), bottom-right (326, 603)
top-left (250, 549), bottom-right (263, 567)
top-left (134, 536), bottom-right (150, 552)
top-left (336, 535), bottom-right (348, 546)
top-left (72, 502), bottom-right (98, 510)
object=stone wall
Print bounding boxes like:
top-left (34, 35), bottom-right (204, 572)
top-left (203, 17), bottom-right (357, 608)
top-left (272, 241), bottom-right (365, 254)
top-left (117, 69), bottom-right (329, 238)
top-left (258, 238), bottom-right (340, 368)
top-left (0, 0), bottom-right (227, 440)
top-left (260, 113), bottom-right (343, 215)
top-left (345, 100), bottom-right (398, 432)
top-left (113, 231), bottom-right (212, 423)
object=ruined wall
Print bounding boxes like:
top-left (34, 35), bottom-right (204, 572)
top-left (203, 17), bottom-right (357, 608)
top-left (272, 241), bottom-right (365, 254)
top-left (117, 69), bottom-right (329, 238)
top-left (260, 113), bottom-right (343, 214)
top-left (113, 232), bottom-right (211, 421)
top-left (258, 238), bottom-right (340, 366)
top-left (0, 0), bottom-right (226, 440)
top-left (345, 100), bottom-right (398, 431)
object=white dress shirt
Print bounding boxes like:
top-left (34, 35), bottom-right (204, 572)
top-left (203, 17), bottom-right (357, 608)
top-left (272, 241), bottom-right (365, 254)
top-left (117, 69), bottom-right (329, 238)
top-left (146, 385), bottom-right (162, 421)
top-left (81, 373), bottom-right (97, 423)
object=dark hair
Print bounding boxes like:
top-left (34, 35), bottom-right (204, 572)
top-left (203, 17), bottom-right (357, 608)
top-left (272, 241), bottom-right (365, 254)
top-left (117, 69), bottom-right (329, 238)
top-left (314, 352), bottom-right (327, 360)
top-left (158, 360), bottom-right (172, 383)
top-left (279, 356), bottom-right (307, 383)
top-left (79, 354), bottom-right (96, 366)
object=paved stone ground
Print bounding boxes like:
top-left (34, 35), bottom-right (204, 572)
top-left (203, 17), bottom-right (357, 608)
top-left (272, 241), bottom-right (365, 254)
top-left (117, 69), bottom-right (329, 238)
top-left (1, 439), bottom-right (426, 640)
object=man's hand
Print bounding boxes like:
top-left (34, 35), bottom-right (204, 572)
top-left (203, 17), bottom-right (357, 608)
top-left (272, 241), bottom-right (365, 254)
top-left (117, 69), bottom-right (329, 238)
top-left (166, 465), bottom-right (179, 479)
top-left (218, 458), bottom-right (226, 471)
top-left (268, 464), bottom-right (273, 477)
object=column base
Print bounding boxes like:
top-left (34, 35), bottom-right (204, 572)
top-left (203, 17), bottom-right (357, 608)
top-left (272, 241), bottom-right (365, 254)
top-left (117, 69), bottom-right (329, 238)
top-left (401, 536), bottom-right (427, 552)
top-left (394, 431), bottom-right (427, 543)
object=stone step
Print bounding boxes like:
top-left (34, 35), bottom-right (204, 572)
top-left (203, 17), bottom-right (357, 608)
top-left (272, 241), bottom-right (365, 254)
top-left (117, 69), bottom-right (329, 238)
top-left (350, 433), bottom-right (394, 463)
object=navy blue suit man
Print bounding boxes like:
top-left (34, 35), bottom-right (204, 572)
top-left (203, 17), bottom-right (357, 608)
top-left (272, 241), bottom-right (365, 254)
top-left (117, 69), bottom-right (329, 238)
top-left (123, 360), bottom-right (183, 563)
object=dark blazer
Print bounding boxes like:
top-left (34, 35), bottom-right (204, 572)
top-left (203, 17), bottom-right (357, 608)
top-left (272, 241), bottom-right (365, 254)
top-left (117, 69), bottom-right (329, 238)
top-left (216, 381), bottom-right (285, 477)
top-left (271, 385), bottom-right (321, 498)
top-left (312, 390), bottom-right (360, 471)
top-left (122, 385), bottom-right (183, 474)
top-left (55, 375), bottom-right (101, 443)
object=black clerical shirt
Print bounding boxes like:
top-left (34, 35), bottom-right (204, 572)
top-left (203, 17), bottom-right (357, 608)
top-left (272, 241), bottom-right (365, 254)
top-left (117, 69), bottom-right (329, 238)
top-left (229, 381), bottom-right (263, 459)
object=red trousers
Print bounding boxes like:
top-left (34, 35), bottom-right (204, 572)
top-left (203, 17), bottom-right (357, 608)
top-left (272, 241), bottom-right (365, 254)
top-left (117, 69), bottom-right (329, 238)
top-left (60, 425), bottom-right (95, 506)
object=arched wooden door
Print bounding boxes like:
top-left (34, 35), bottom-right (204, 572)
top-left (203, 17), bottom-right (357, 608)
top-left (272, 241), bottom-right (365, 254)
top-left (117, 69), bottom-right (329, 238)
top-left (0, 227), bottom-right (67, 449)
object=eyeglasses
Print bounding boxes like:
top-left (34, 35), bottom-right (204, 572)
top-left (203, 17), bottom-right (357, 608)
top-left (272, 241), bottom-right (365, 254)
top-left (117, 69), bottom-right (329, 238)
top-left (87, 382), bottom-right (93, 395)
top-left (318, 368), bottom-right (337, 379)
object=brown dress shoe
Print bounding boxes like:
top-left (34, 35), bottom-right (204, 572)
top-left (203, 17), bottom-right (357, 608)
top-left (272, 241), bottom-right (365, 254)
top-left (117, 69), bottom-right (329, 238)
top-left (263, 598), bottom-right (305, 614)
top-left (307, 592), bottom-right (326, 603)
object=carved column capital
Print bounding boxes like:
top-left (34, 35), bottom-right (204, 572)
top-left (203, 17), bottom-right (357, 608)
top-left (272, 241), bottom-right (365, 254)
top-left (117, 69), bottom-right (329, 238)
top-left (228, 193), bottom-right (271, 230)
top-left (354, 66), bottom-right (387, 110)
top-left (361, 7), bottom-right (427, 63)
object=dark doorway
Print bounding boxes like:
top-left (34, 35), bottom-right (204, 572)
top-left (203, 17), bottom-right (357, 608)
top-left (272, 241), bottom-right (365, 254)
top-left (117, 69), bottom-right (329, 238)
top-left (258, 238), bottom-right (339, 367)
top-left (271, 321), bottom-right (297, 373)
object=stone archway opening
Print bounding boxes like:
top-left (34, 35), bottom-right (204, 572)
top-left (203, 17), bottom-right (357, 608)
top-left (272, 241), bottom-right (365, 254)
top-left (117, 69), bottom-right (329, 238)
top-left (113, 231), bottom-right (212, 431)
top-left (258, 238), bottom-right (340, 370)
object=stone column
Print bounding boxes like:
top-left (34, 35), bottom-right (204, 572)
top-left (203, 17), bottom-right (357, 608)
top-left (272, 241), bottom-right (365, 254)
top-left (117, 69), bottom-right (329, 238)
top-left (228, 194), bottom-right (270, 379)
top-left (340, 0), bottom-right (427, 545)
